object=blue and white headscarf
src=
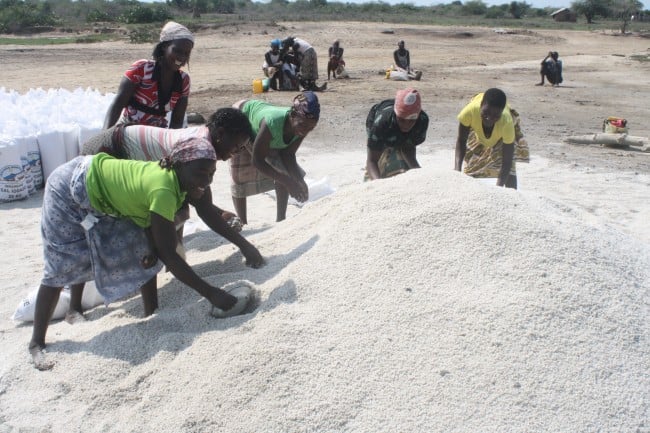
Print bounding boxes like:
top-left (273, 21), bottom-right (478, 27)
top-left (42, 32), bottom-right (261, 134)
top-left (292, 91), bottom-right (320, 119)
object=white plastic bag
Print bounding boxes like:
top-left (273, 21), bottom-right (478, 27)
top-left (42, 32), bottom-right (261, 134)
top-left (80, 281), bottom-right (105, 310)
top-left (0, 139), bottom-right (29, 203)
top-left (12, 287), bottom-right (70, 322)
top-left (388, 70), bottom-right (409, 81)
top-left (11, 281), bottom-right (104, 322)
top-left (266, 177), bottom-right (336, 207)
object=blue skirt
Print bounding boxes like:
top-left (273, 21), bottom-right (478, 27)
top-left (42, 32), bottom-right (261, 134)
top-left (41, 156), bottom-right (162, 303)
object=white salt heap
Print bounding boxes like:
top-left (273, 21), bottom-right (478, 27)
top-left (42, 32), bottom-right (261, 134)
top-left (1, 166), bottom-right (647, 432)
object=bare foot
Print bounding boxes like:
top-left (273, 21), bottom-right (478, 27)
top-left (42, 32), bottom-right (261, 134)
top-left (29, 345), bottom-right (54, 371)
top-left (535, 82), bottom-right (544, 86)
top-left (65, 310), bottom-right (87, 324)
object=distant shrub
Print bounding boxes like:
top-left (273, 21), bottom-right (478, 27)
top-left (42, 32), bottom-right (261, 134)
top-left (462, 0), bottom-right (488, 15)
top-left (166, 0), bottom-right (192, 9)
top-left (393, 3), bottom-right (420, 13)
top-left (485, 4), bottom-right (508, 18)
top-left (433, 2), bottom-right (464, 16)
top-left (509, 1), bottom-right (530, 18)
top-left (75, 34), bottom-right (112, 43)
top-left (128, 25), bottom-right (158, 43)
top-left (3, 0), bottom-right (649, 37)
top-left (86, 9), bottom-right (114, 22)
top-left (529, 7), bottom-right (550, 17)
top-left (120, 4), bottom-right (172, 24)
top-left (210, 0), bottom-right (236, 13)
top-left (0, 0), bottom-right (58, 33)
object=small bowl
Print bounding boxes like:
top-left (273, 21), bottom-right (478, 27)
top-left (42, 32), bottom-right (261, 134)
top-left (210, 285), bottom-right (251, 318)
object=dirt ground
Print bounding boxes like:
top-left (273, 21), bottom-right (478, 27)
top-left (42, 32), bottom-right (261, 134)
top-left (2, 21), bottom-right (649, 173)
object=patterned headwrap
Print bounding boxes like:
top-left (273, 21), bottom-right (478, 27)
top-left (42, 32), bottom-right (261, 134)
top-left (394, 88), bottom-right (421, 120)
top-left (292, 91), bottom-right (320, 119)
top-left (161, 137), bottom-right (216, 168)
top-left (160, 21), bottom-right (195, 44)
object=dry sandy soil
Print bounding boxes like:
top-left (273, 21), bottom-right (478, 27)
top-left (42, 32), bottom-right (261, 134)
top-left (2, 20), bottom-right (650, 173)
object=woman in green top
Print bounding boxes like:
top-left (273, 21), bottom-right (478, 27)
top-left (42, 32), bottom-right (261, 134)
top-left (229, 92), bottom-right (320, 224)
top-left (29, 138), bottom-right (247, 370)
top-left (72, 108), bottom-right (264, 323)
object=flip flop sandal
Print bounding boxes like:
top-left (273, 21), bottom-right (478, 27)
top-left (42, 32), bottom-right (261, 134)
top-left (210, 285), bottom-right (251, 318)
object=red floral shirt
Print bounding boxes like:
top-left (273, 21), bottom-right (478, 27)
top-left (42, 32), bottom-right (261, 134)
top-left (120, 59), bottom-right (191, 128)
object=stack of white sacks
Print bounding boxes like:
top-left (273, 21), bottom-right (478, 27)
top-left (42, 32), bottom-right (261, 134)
top-left (2, 88), bottom-right (115, 319)
top-left (0, 87), bottom-right (114, 203)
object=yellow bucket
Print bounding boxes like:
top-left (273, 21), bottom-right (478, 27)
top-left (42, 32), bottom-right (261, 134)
top-left (252, 79), bottom-right (263, 94)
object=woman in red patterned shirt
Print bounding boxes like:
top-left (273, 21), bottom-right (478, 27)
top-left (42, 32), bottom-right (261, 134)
top-left (104, 21), bottom-right (194, 129)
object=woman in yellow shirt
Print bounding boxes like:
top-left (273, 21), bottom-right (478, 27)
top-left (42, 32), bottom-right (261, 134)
top-left (454, 88), bottom-right (529, 189)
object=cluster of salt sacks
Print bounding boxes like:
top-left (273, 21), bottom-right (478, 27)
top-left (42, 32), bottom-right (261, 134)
top-left (0, 87), bottom-right (114, 203)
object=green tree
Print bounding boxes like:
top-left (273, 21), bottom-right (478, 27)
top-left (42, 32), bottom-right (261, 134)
top-left (571, 0), bottom-right (611, 23)
top-left (192, 0), bottom-right (207, 16)
top-left (609, 0), bottom-right (643, 32)
top-left (485, 4), bottom-right (508, 17)
top-left (0, 0), bottom-right (58, 33)
top-left (120, 3), bottom-right (172, 23)
top-left (509, 0), bottom-right (530, 18)
top-left (208, 0), bottom-right (235, 13)
top-left (462, 0), bottom-right (487, 15)
top-left (167, 0), bottom-right (192, 11)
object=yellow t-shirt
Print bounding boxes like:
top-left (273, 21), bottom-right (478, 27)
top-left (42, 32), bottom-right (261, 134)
top-left (457, 93), bottom-right (515, 148)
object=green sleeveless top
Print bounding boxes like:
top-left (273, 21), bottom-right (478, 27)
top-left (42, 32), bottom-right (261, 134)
top-left (242, 100), bottom-right (299, 150)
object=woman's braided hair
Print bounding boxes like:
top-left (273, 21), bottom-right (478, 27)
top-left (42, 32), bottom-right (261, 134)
top-left (206, 107), bottom-right (254, 142)
top-left (152, 41), bottom-right (171, 62)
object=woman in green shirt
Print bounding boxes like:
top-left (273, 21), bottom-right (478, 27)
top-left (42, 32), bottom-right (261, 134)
top-left (73, 108), bottom-right (264, 322)
top-left (29, 138), bottom-right (247, 370)
top-left (229, 92), bottom-right (320, 224)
